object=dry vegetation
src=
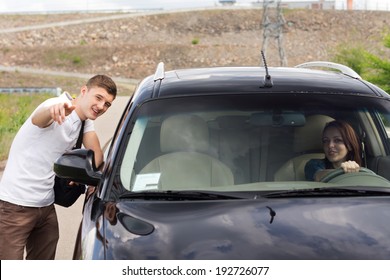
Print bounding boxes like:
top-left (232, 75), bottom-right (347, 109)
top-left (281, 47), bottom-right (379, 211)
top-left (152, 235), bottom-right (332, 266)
top-left (0, 8), bottom-right (389, 96)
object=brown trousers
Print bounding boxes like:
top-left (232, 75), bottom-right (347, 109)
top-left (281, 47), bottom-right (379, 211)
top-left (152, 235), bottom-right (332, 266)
top-left (0, 200), bottom-right (59, 260)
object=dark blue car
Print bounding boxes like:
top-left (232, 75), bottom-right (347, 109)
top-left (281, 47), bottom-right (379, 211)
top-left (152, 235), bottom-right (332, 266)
top-left (55, 61), bottom-right (390, 259)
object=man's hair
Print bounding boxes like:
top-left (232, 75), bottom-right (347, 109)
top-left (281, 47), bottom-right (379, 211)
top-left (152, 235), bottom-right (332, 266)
top-left (86, 74), bottom-right (117, 97)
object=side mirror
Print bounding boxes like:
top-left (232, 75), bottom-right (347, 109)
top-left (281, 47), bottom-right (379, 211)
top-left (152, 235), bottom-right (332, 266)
top-left (53, 149), bottom-right (102, 186)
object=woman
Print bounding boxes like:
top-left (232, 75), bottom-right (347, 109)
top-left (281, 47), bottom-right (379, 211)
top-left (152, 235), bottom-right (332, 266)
top-left (305, 120), bottom-right (362, 181)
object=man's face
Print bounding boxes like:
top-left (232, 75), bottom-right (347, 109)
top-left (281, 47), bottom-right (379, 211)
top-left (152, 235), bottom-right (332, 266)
top-left (79, 86), bottom-right (115, 120)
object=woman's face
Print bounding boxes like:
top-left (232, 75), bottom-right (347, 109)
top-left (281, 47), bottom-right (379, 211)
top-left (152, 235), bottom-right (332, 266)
top-left (322, 126), bottom-right (349, 168)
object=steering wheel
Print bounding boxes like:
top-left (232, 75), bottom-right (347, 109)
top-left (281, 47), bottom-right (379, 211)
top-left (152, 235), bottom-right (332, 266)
top-left (320, 167), bottom-right (377, 183)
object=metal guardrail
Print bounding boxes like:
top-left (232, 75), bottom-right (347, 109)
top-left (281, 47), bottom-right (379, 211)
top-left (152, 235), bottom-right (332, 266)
top-left (0, 87), bottom-right (62, 96)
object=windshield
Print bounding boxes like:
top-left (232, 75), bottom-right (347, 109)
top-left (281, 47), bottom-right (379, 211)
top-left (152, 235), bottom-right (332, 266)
top-left (118, 94), bottom-right (390, 193)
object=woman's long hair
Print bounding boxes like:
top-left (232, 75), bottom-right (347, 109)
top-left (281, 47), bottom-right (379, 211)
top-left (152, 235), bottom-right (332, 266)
top-left (323, 120), bottom-right (362, 168)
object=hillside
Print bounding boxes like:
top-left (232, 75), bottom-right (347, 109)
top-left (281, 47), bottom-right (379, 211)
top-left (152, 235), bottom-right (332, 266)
top-left (0, 8), bottom-right (389, 94)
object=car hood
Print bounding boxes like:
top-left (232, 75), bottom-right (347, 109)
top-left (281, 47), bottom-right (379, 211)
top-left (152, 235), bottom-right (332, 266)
top-left (98, 196), bottom-right (390, 259)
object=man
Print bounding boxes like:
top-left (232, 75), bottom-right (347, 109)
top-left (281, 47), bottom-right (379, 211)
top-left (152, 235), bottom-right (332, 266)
top-left (0, 74), bottom-right (117, 260)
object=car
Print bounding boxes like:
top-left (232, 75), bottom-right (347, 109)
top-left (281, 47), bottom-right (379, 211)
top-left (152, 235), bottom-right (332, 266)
top-left (54, 60), bottom-right (390, 259)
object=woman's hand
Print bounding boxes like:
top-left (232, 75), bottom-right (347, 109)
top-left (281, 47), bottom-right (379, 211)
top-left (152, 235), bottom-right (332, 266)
top-left (340, 160), bottom-right (360, 173)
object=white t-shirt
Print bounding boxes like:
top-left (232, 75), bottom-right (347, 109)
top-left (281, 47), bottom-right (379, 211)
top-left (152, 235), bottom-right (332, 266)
top-left (0, 93), bottom-right (94, 207)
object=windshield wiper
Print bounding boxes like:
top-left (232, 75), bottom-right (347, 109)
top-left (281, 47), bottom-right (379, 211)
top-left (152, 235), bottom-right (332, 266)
top-left (263, 186), bottom-right (390, 198)
top-left (119, 190), bottom-right (243, 201)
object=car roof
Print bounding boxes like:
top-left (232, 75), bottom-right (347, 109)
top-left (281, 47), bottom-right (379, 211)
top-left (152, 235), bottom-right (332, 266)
top-left (158, 67), bottom-right (384, 97)
top-left (131, 62), bottom-right (389, 103)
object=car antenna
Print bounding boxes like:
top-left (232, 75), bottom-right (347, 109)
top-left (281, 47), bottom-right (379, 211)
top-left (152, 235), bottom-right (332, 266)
top-left (260, 50), bottom-right (273, 88)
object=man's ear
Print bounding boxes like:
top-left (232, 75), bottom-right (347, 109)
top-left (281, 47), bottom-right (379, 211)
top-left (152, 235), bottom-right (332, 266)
top-left (80, 85), bottom-right (88, 96)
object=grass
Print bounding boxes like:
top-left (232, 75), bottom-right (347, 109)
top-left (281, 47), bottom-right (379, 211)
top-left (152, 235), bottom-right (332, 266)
top-left (0, 93), bottom-right (53, 160)
top-left (45, 49), bottom-right (86, 67)
top-left (191, 38), bottom-right (200, 45)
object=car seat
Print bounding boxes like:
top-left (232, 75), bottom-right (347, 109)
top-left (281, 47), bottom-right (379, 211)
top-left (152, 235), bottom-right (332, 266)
top-left (273, 114), bottom-right (334, 181)
top-left (139, 114), bottom-right (234, 189)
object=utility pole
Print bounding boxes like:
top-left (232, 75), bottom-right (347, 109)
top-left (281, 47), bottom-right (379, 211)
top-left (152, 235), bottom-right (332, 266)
top-left (347, 0), bottom-right (353, 10)
top-left (261, 0), bottom-right (287, 66)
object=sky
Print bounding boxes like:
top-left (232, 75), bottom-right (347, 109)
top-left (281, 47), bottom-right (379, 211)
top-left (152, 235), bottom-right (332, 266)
top-left (0, 0), bottom-right (389, 13)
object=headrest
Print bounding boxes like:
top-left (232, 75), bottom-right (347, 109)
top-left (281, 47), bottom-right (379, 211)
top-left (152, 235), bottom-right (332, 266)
top-left (160, 115), bottom-right (209, 153)
top-left (293, 114), bottom-right (334, 153)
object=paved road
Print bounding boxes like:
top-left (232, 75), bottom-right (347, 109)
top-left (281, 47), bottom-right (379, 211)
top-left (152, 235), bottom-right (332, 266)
top-left (0, 7), bottom-right (221, 34)
top-left (0, 96), bottom-right (129, 260)
top-left (0, 65), bottom-right (139, 87)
